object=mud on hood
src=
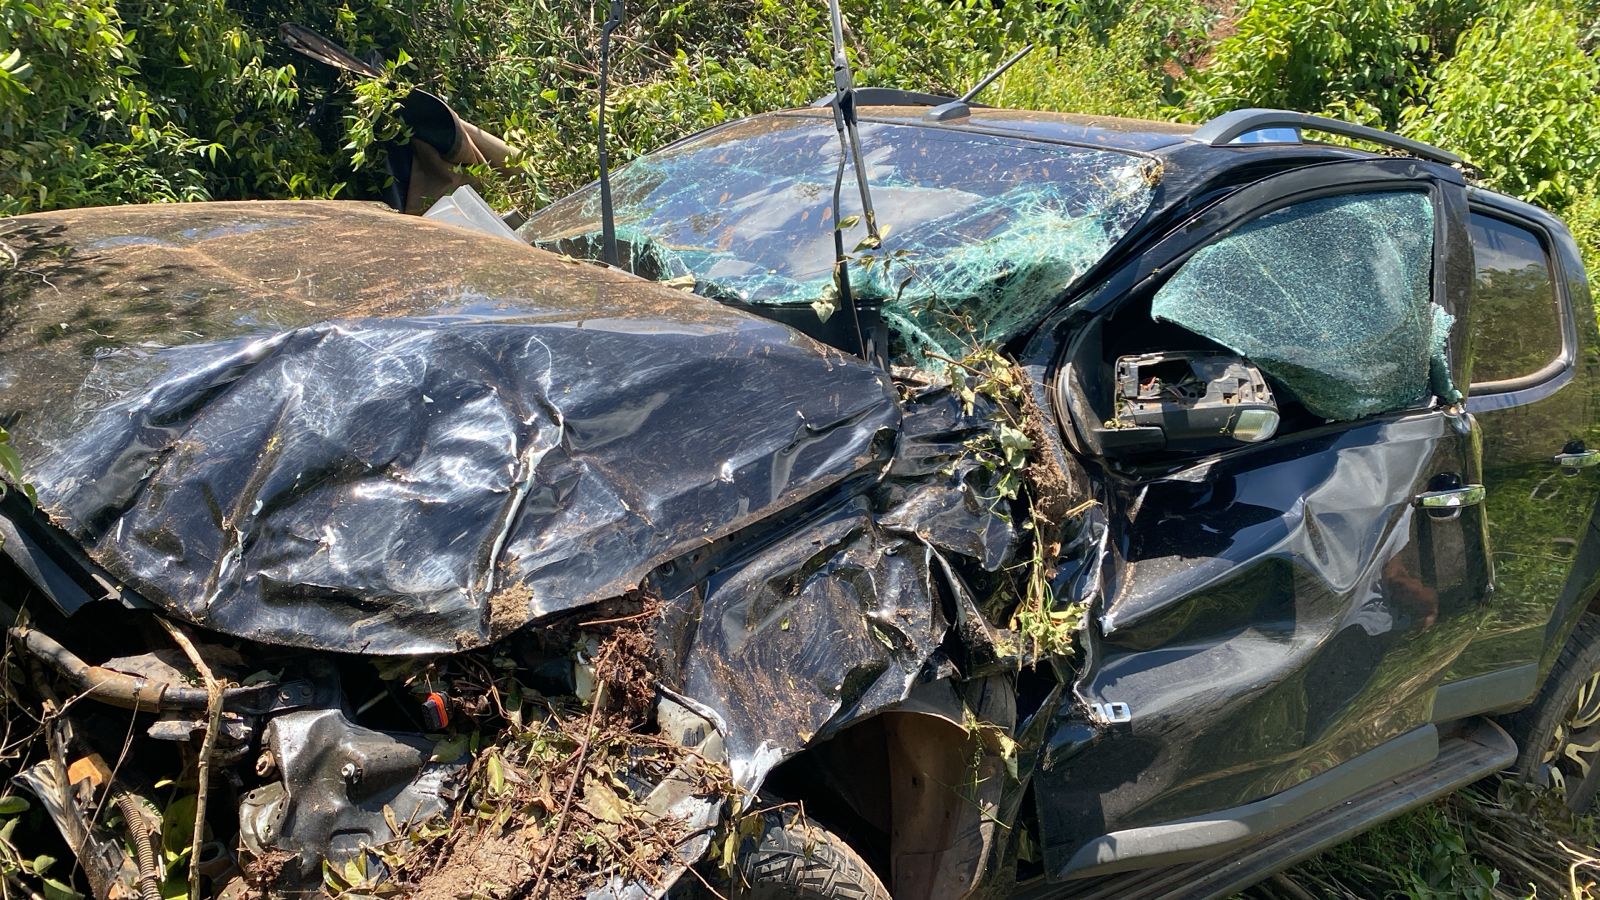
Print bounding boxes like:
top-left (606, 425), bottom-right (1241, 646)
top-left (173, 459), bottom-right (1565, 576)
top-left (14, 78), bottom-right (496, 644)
top-left (0, 202), bottom-right (900, 654)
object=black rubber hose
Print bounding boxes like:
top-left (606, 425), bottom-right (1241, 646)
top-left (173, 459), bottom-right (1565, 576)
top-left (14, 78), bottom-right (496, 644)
top-left (114, 792), bottom-right (162, 900)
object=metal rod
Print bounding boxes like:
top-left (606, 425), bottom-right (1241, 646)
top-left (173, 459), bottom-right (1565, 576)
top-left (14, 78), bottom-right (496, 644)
top-left (959, 43), bottom-right (1035, 104)
top-left (597, 0), bottom-right (624, 268)
top-left (827, 0), bottom-right (879, 240)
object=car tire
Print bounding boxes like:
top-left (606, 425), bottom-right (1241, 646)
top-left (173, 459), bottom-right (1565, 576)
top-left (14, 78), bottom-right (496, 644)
top-left (728, 807), bottom-right (891, 900)
top-left (1500, 611), bottom-right (1600, 812)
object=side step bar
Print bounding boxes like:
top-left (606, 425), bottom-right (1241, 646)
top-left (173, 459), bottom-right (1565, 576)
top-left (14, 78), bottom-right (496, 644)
top-left (1023, 718), bottom-right (1517, 900)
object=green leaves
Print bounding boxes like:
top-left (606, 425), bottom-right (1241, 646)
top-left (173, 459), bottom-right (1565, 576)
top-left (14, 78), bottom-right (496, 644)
top-left (812, 269), bottom-right (841, 323)
top-left (0, 47), bottom-right (32, 84)
top-left (343, 59), bottom-right (415, 170)
top-left (0, 428), bottom-right (35, 507)
top-left (1187, 0), bottom-right (1429, 126)
top-left (1402, 3), bottom-right (1600, 210)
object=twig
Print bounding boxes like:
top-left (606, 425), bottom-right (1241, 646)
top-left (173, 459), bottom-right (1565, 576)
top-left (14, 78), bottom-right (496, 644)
top-left (922, 352), bottom-right (987, 378)
top-left (159, 619), bottom-right (225, 899)
top-left (1, 871), bottom-right (44, 900)
top-left (679, 860), bottom-right (730, 900)
top-left (1559, 840), bottom-right (1600, 898)
top-left (578, 609), bottom-right (656, 627)
top-left (527, 644), bottom-right (612, 899)
top-left (1268, 873), bottom-right (1318, 900)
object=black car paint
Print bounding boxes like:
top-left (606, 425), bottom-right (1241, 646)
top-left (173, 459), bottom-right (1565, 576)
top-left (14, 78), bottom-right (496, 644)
top-left (1449, 192), bottom-right (1600, 687)
top-left (0, 202), bottom-right (901, 655)
top-left (1, 109), bottom-right (1598, 898)
top-left (1012, 155), bottom-right (1504, 876)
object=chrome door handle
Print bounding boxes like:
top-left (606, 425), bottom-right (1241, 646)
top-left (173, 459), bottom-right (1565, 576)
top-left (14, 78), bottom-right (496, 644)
top-left (1555, 449), bottom-right (1600, 472)
top-left (1415, 484), bottom-right (1486, 510)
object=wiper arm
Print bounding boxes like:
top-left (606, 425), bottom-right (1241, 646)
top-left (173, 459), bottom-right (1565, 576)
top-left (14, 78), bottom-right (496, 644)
top-left (597, 0), bottom-right (624, 268)
top-left (823, 0), bottom-right (883, 366)
top-left (827, 0), bottom-right (879, 243)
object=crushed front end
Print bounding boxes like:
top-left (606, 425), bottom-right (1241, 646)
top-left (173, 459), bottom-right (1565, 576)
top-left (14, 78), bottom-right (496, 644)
top-left (0, 201), bottom-right (1104, 899)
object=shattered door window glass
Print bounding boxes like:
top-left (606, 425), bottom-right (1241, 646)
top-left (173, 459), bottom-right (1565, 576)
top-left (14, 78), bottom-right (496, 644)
top-left (1150, 191), bottom-right (1459, 421)
top-left (521, 113), bottom-right (1156, 365)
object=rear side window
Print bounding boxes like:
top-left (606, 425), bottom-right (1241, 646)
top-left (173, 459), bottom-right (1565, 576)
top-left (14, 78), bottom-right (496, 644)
top-left (1468, 213), bottom-right (1563, 386)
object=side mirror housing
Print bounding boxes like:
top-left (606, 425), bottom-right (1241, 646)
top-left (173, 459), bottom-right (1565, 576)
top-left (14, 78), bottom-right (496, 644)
top-left (1094, 351), bottom-right (1279, 455)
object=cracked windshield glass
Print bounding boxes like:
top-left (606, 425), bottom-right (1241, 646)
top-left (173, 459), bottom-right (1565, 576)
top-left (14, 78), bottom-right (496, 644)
top-left (521, 111), bottom-right (1156, 364)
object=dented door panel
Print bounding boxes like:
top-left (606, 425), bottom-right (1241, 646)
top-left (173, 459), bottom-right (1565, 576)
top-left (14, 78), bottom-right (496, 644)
top-left (1038, 410), bottom-right (1490, 873)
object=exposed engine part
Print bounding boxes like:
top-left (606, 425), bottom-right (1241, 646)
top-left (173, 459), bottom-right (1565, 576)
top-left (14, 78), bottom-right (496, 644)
top-left (113, 792), bottom-right (163, 900)
top-left (148, 712), bottom-right (255, 764)
top-left (9, 626), bottom-right (285, 713)
top-left (196, 841), bottom-right (239, 883)
top-left (585, 692), bottom-right (730, 900)
top-left (421, 691), bottom-right (450, 730)
top-left (238, 709), bottom-right (464, 889)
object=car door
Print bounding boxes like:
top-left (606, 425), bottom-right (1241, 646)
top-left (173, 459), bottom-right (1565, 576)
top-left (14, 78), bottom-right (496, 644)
top-left (1033, 158), bottom-right (1495, 880)
top-left (1440, 194), bottom-right (1600, 722)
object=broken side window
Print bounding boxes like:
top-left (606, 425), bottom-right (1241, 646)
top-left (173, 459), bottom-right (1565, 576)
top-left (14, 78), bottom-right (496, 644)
top-left (1150, 190), bottom-right (1459, 421)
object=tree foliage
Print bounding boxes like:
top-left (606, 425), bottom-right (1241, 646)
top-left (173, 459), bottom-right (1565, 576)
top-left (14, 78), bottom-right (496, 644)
top-left (1403, 2), bottom-right (1600, 208)
top-left (2, 0), bottom-right (1599, 258)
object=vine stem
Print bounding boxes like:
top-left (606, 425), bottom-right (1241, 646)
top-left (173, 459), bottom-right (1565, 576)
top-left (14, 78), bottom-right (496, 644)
top-left (525, 643), bottom-right (613, 899)
top-left (158, 620), bottom-right (225, 899)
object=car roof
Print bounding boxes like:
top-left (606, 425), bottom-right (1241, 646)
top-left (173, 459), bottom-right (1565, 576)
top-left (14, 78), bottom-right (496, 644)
top-left (781, 100), bottom-right (1474, 169)
top-left (849, 106), bottom-right (1198, 153)
top-left (775, 104), bottom-right (1195, 153)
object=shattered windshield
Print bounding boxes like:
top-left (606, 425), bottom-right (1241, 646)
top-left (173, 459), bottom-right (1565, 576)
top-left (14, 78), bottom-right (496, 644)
top-left (520, 112), bottom-right (1157, 364)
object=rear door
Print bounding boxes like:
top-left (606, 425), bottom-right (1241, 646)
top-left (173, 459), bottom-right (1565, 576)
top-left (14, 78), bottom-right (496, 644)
top-left (1442, 196), bottom-right (1600, 724)
top-left (1036, 159), bottom-right (1494, 879)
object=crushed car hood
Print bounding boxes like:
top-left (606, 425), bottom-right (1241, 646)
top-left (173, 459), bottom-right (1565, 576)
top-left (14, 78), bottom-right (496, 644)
top-left (0, 201), bottom-right (900, 654)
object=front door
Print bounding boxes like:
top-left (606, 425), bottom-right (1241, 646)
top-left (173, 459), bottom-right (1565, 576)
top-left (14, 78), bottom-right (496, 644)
top-left (1035, 160), bottom-right (1494, 879)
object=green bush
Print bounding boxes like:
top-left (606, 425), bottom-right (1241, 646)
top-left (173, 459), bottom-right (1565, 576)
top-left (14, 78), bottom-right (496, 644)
top-left (0, 0), bottom-right (1195, 214)
top-left (987, 21), bottom-right (1168, 120)
top-left (1183, 0), bottom-right (1431, 126)
top-left (0, 0), bottom-right (345, 214)
top-left (4, 0), bottom-right (1600, 289)
top-left (1402, 2), bottom-right (1600, 209)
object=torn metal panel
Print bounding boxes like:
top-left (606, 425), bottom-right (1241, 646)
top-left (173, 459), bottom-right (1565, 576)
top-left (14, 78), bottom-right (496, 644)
top-left (0, 202), bottom-right (899, 654)
top-left (877, 379), bottom-right (1018, 570)
top-left (655, 497), bottom-right (950, 790)
top-left (648, 381), bottom-right (1022, 792)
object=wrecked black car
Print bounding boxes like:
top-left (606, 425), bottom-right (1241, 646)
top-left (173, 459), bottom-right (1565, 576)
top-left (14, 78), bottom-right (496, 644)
top-left (3, 79), bottom-right (1600, 900)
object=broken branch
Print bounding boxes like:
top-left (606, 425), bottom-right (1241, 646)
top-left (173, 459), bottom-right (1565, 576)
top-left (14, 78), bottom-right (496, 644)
top-left (158, 619), bottom-right (226, 900)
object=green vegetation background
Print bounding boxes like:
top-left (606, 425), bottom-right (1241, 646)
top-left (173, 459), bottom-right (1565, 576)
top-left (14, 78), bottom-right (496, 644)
top-left (5, 0), bottom-right (1600, 896)
top-left (7, 0), bottom-right (1600, 254)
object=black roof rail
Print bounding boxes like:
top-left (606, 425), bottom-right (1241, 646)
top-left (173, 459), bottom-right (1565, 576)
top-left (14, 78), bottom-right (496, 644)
top-left (809, 87), bottom-right (963, 109)
top-left (1189, 108), bottom-right (1463, 167)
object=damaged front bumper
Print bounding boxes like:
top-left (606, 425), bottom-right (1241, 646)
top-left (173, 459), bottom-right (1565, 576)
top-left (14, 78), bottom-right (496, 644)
top-left (6, 610), bottom-right (734, 900)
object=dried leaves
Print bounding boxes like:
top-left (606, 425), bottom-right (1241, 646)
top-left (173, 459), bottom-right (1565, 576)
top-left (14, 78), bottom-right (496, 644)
top-left (378, 611), bottom-right (730, 900)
